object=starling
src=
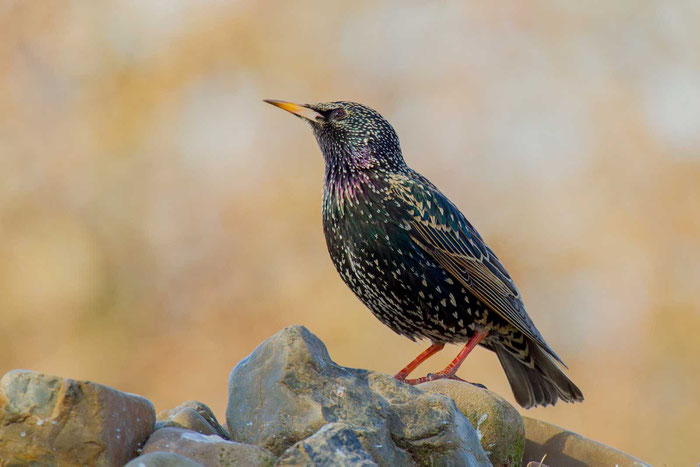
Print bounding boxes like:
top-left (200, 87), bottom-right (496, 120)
top-left (264, 99), bottom-right (583, 408)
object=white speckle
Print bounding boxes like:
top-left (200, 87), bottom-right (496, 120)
top-left (36, 419), bottom-right (44, 426)
top-left (116, 428), bottom-right (121, 432)
top-left (335, 386), bottom-right (346, 397)
top-left (20, 432), bottom-right (26, 437)
top-left (440, 299), bottom-right (447, 307)
top-left (246, 421), bottom-right (253, 427)
top-left (475, 413), bottom-right (488, 442)
top-left (449, 293), bottom-right (457, 306)
top-left (51, 421), bottom-right (57, 425)
top-left (116, 434), bottom-right (121, 440)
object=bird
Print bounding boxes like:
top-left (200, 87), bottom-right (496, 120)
top-left (264, 99), bottom-right (584, 409)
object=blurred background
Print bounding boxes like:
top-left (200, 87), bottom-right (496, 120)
top-left (1, 1), bottom-right (699, 464)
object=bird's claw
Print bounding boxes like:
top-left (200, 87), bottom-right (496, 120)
top-left (397, 372), bottom-right (487, 389)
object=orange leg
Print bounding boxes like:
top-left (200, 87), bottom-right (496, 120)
top-left (403, 329), bottom-right (489, 385)
top-left (394, 342), bottom-right (445, 381)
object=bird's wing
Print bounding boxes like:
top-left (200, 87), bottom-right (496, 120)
top-left (389, 173), bottom-right (564, 365)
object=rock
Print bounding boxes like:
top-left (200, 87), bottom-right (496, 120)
top-left (125, 451), bottom-right (204, 467)
top-left (227, 325), bottom-right (490, 466)
top-left (276, 422), bottom-right (377, 466)
top-left (142, 427), bottom-right (276, 466)
top-left (522, 417), bottom-right (650, 466)
top-left (0, 369), bottom-right (155, 466)
top-left (418, 379), bottom-right (525, 466)
top-left (156, 400), bottom-right (230, 439)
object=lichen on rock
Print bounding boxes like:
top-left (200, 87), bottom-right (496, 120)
top-left (418, 379), bottom-right (525, 466)
top-left (0, 327), bottom-right (650, 467)
top-left (142, 427), bottom-right (275, 466)
top-left (0, 369), bottom-right (155, 466)
top-left (226, 325), bottom-right (491, 466)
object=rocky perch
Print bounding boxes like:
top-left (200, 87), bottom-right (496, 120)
top-left (0, 326), bottom-right (648, 466)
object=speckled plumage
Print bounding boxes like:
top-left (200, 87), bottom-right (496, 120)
top-left (266, 100), bottom-right (583, 408)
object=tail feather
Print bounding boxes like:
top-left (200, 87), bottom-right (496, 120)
top-left (495, 340), bottom-right (584, 409)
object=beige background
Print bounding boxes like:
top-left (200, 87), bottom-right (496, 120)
top-left (1, 2), bottom-right (699, 465)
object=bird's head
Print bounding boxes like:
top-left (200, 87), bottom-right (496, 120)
top-left (264, 100), bottom-right (405, 172)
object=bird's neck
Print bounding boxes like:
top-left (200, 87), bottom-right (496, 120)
top-left (322, 159), bottom-right (389, 221)
top-left (324, 161), bottom-right (373, 202)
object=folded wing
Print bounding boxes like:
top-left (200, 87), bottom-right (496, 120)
top-left (390, 172), bottom-right (565, 366)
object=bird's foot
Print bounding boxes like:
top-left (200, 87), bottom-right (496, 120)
top-left (397, 372), bottom-right (487, 389)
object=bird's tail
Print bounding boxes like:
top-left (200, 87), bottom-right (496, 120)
top-left (495, 339), bottom-right (584, 409)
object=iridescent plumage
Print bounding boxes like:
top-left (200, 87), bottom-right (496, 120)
top-left (265, 99), bottom-right (583, 408)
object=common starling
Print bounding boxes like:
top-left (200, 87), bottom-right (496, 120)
top-left (264, 99), bottom-right (583, 408)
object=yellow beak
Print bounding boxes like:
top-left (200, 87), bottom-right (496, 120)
top-left (263, 99), bottom-right (325, 122)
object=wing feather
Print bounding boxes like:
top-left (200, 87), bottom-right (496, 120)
top-left (390, 173), bottom-right (565, 365)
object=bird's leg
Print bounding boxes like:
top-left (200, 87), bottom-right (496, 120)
top-left (431, 329), bottom-right (488, 378)
top-left (403, 330), bottom-right (489, 385)
top-left (394, 342), bottom-right (445, 381)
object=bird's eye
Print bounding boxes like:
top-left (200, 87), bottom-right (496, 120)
top-left (329, 108), bottom-right (346, 120)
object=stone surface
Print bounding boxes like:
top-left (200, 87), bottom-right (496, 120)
top-left (522, 417), bottom-right (650, 466)
top-left (0, 369), bottom-right (155, 466)
top-left (227, 325), bottom-right (491, 466)
top-left (276, 422), bottom-right (378, 466)
top-left (142, 427), bottom-right (276, 466)
top-left (125, 451), bottom-right (204, 467)
top-left (419, 379), bottom-right (525, 466)
top-left (156, 400), bottom-right (230, 439)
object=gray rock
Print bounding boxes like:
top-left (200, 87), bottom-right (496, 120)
top-left (522, 416), bottom-right (650, 466)
top-left (276, 422), bottom-right (377, 466)
top-left (227, 325), bottom-right (490, 466)
top-left (0, 369), bottom-right (155, 466)
top-left (142, 427), bottom-right (276, 466)
top-left (125, 451), bottom-right (204, 467)
top-left (156, 400), bottom-right (230, 439)
top-left (418, 379), bottom-right (525, 466)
